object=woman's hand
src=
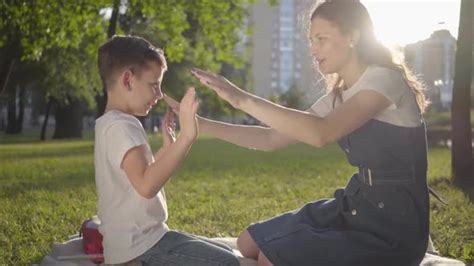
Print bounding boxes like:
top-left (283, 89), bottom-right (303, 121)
top-left (191, 67), bottom-right (248, 109)
top-left (161, 110), bottom-right (176, 147)
top-left (163, 94), bottom-right (180, 115)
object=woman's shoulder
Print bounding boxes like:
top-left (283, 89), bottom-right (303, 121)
top-left (357, 64), bottom-right (409, 98)
top-left (365, 65), bottom-right (404, 82)
top-left (363, 65), bottom-right (422, 127)
top-left (309, 90), bottom-right (335, 116)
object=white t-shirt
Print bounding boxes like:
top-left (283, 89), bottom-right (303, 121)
top-left (94, 110), bottom-right (169, 264)
top-left (310, 65), bottom-right (422, 127)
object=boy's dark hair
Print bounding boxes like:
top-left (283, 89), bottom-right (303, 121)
top-left (98, 35), bottom-right (167, 90)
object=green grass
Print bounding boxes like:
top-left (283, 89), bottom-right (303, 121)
top-left (0, 132), bottom-right (473, 264)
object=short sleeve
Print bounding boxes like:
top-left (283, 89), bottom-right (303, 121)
top-left (104, 121), bottom-right (148, 169)
top-left (359, 67), bottom-right (406, 109)
top-left (309, 92), bottom-right (334, 117)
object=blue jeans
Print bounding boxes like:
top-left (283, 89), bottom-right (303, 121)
top-left (137, 230), bottom-right (239, 266)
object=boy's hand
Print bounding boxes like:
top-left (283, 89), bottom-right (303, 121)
top-left (179, 87), bottom-right (199, 141)
top-left (162, 110), bottom-right (176, 147)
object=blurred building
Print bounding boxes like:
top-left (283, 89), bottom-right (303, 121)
top-left (404, 29), bottom-right (456, 110)
top-left (249, 0), bottom-right (325, 106)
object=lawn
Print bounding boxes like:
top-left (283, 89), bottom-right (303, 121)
top-left (0, 132), bottom-right (473, 264)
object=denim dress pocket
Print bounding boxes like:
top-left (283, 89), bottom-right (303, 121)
top-left (361, 184), bottom-right (414, 217)
top-left (341, 178), bottom-right (363, 222)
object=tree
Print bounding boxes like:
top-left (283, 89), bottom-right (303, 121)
top-left (279, 83), bottom-right (304, 109)
top-left (98, 0), bottom-right (261, 118)
top-left (451, 0), bottom-right (473, 185)
top-left (96, 0), bottom-right (120, 117)
top-left (1, 1), bottom-right (276, 138)
top-left (40, 42), bottom-right (102, 139)
top-left (0, 0), bottom-right (106, 136)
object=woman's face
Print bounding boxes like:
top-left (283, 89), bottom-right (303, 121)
top-left (309, 17), bottom-right (353, 74)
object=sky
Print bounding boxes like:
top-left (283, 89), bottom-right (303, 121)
top-left (100, 1), bottom-right (462, 48)
top-left (361, 0), bottom-right (461, 47)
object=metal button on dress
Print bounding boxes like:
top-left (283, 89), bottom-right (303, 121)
top-left (378, 202), bottom-right (384, 208)
top-left (351, 209), bottom-right (357, 215)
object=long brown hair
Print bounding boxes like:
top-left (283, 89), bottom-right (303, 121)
top-left (310, 0), bottom-right (429, 112)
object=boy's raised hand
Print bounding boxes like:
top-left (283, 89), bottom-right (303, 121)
top-left (161, 110), bottom-right (176, 147)
top-left (178, 87), bottom-right (199, 141)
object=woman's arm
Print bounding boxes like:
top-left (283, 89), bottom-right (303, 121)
top-left (241, 90), bottom-right (391, 147)
top-left (163, 94), bottom-right (296, 151)
top-left (191, 68), bottom-right (392, 148)
top-left (198, 116), bottom-right (296, 151)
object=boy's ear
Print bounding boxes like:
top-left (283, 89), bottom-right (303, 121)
top-left (122, 70), bottom-right (133, 90)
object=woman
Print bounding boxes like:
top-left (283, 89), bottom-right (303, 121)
top-left (167, 0), bottom-right (430, 265)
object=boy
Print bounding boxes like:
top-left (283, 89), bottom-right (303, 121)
top-left (95, 35), bottom-right (239, 265)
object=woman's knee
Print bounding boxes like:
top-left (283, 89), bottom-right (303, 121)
top-left (258, 251), bottom-right (273, 266)
top-left (237, 229), bottom-right (259, 259)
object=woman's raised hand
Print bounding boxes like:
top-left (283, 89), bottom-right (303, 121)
top-left (191, 67), bottom-right (248, 109)
top-left (163, 94), bottom-right (180, 115)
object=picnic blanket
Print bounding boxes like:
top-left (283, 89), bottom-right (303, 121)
top-left (39, 236), bottom-right (465, 265)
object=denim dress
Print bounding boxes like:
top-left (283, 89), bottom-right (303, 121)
top-left (247, 119), bottom-right (430, 266)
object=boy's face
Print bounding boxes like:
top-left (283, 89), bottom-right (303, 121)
top-left (128, 62), bottom-right (164, 116)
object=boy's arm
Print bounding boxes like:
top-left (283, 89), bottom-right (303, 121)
top-left (122, 135), bottom-right (193, 199)
top-left (122, 88), bottom-right (198, 199)
top-left (154, 110), bottom-right (176, 162)
top-left (153, 145), bottom-right (169, 162)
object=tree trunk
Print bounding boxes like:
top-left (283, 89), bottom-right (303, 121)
top-left (40, 98), bottom-right (53, 141)
top-left (451, 0), bottom-right (473, 185)
top-left (5, 84), bottom-right (26, 134)
top-left (95, 92), bottom-right (107, 118)
top-left (5, 85), bottom-right (18, 134)
top-left (0, 37), bottom-right (20, 97)
top-left (0, 57), bottom-right (16, 97)
top-left (96, 0), bottom-right (120, 117)
top-left (0, 103), bottom-right (5, 131)
top-left (107, 0), bottom-right (120, 39)
top-left (53, 98), bottom-right (84, 139)
top-left (3, 52), bottom-right (21, 134)
top-left (16, 85), bottom-right (25, 133)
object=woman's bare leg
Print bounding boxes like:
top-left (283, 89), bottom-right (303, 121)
top-left (257, 251), bottom-right (273, 266)
top-left (237, 229), bottom-right (260, 259)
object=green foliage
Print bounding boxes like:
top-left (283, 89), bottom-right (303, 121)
top-left (279, 83), bottom-right (305, 109)
top-left (0, 0), bottom-right (276, 121)
top-left (0, 134), bottom-right (472, 264)
top-left (0, 0), bottom-right (106, 61)
top-left (121, 0), bottom-right (254, 69)
top-left (40, 43), bottom-right (103, 108)
top-left (425, 111), bottom-right (452, 129)
top-left (123, 0), bottom-right (190, 63)
top-left (118, 0), bottom-right (258, 117)
top-left (0, 0), bottom-right (107, 108)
